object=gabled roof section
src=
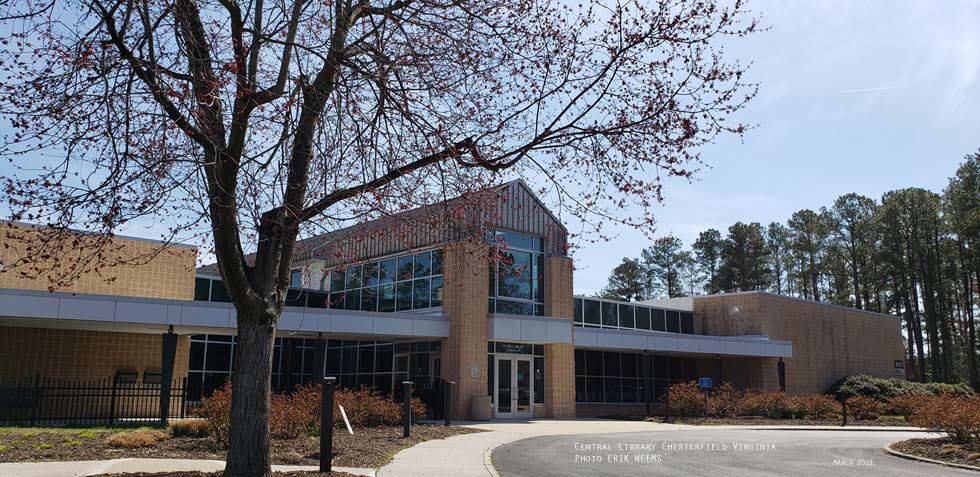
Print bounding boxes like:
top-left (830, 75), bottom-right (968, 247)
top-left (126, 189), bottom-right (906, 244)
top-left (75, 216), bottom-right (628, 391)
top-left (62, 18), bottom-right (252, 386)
top-left (197, 179), bottom-right (568, 274)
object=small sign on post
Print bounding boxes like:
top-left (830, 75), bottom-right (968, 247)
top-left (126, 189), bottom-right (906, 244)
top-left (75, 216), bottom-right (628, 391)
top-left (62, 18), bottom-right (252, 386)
top-left (698, 377), bottom-right (712, 420)
top-left (338, 404), bottom-right (353, 435)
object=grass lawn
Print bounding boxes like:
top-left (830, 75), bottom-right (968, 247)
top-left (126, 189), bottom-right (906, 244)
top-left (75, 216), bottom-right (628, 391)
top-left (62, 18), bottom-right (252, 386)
top-left (0, 424), bottom-right (480, 468)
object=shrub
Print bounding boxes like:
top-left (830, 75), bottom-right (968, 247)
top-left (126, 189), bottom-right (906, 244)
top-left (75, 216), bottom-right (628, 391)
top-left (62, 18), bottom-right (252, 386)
top-left (169, 419), bottom-right (209, 438)
top-left (742, 391), bottom-right (793, 419)
top-left (831, 374), bottom-right (973, 401)
top-left (846, 396), bottom-right (884, 420)
top-left (708, 383), bottom-right (742, 418)
top-left (198, 382), bottom-right (233, 449)
top-left (333, 385), bottom-right (427, 428)
top-left (199, 381), bottom-right (428, 447)
top-left (665, 381), bottom-right (706, 417)
top-left (788, 394), bottom-right (839, 420)
top-left (909, 395), bottom-right (980, 444)
top-left (886, 394), bottom-right (929, 420)
top-left (106, 429), bottom-right (170, 448)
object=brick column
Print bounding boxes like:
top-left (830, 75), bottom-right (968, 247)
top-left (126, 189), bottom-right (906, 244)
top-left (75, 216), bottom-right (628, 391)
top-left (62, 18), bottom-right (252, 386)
top-left (442, 241), bottom-right (490, 419)
top-left (543, 255), bottom-right (576, 418)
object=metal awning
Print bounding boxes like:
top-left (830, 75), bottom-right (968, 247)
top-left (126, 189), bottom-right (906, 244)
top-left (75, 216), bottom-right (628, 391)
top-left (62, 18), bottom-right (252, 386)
top-left (0, 287), bottom-right (448, 339)
top-left (574, 326), bottom-right (792, 358)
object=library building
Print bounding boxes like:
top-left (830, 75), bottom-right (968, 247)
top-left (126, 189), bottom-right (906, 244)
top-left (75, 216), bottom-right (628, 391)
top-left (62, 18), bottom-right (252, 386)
top-left (0, 181), bottom-right (907, 419)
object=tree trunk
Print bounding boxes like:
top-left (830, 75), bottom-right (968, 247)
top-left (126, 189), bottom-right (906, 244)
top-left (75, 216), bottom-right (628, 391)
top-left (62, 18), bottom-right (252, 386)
top-left (225, 315), bottom-right (278, 477)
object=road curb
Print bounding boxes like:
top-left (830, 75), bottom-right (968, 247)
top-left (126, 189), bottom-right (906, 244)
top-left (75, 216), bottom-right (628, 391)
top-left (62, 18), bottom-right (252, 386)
top-left (884, 443), bottom-right (980, 473)
top-left (742, 426), bottom-right (932, 432)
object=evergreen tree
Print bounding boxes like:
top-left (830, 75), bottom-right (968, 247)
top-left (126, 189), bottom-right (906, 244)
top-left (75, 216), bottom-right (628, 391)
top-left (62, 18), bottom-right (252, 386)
top-left (787, 209), bottom-right (832, 300)
top-left (765, 222), bottom-right (792, 294)
top-left (692, 229), bottom-right (724, 294)
top-left (641, 235), bottom-right (687, 298)
top-left (718, 222), bottom-right (771, 292)
top-left (600, 258), bottom-right (647, 301)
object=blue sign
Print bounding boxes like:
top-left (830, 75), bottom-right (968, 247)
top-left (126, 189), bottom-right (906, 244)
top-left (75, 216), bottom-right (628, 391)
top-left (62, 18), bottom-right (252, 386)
top-left (698, 377), bottom-right (712, 389)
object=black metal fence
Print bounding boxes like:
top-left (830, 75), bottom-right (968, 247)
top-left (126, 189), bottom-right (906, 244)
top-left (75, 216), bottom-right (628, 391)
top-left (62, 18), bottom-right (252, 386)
top-left (0, 376), bottom-right (189, 426)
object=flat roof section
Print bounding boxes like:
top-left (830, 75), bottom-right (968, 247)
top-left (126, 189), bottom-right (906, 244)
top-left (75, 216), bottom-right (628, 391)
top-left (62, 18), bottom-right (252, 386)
top-left (0, 287), bottom-right (448, 339)
top-left (575, 326), bottom-right (792, 358)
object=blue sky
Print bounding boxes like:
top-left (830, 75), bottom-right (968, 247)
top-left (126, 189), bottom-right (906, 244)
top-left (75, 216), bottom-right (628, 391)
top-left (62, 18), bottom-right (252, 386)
top-left (2, 1), bottom-right (978, 296)
top-left (570, 0), bottom-right (980, 295)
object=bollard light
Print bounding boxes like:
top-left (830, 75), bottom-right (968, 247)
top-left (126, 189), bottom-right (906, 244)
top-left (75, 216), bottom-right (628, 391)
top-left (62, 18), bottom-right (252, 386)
top-left (321, 377), bottom-right (337, 473)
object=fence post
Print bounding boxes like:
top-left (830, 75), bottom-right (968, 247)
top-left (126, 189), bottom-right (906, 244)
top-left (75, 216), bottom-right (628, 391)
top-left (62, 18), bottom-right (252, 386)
top-left (836, 391), bottom-right (847, 427)
top-left (320, 377), bottom-right (336, 473)
top-left (159, 329), bottom-right (178, 427)
top-left (109, 376), bottom-right (118, 426)
top-left (30, 375), bottom-right (40, 427)
top-left (444, 381), bottom-right (455, 426)
top-left (402, 381), bottom-right (413, 438)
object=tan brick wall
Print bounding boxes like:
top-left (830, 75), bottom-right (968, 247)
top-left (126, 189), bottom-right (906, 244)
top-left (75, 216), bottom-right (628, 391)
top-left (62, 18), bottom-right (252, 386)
top-left (0, 222), bottom-right (197, 300)
top-left (543, 255), bottom-right (575, 418)
top-left (0, 326), bottom-right (190, 381)
top-left (442, 241), bottom-right (490, 418)
top-left (694, 292), bottom-right (906, 394)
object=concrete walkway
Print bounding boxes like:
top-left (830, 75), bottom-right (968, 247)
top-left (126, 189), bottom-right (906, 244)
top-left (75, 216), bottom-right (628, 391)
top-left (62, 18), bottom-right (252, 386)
top-left (377, 419), bottom-right (929, 477)
top-left (0, 458), bottom-right (375, 476)
top-left (0, 422), bottom-right (927, 477)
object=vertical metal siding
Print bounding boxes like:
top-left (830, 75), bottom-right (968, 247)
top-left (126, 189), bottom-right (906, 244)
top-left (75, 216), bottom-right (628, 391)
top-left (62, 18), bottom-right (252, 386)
top-left (305, 181), bottom-right (568, 268)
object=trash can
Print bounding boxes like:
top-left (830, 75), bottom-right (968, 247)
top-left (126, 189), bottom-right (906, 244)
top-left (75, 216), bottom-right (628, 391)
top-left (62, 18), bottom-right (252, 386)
top-left (470, 395), bottom-right (491, 421)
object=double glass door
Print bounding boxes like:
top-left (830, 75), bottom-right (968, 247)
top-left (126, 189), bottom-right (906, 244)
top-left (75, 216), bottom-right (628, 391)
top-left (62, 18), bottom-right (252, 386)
top-left (495, 355), bottom-right (533, 418)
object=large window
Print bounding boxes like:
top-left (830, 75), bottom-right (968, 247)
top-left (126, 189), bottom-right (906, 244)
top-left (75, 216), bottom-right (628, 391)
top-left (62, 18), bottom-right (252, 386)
top-left (574, 349), bottom-right (696, 403)
top-left (187, 334), bottom-right (442, 402)
top-left (488, 230), bottom-right (545, 316)
top-left (325, 248), bottom-right (444, 312)
top-left (572, 297), bottom-right (695, 335)
top-left (194, 247), bottom-right (444, 312)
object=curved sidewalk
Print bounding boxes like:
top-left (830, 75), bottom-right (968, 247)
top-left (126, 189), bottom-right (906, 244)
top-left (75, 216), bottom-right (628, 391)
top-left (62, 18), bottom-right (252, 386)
top-left (0, 458), bottom-right (375, 477)
top-left (377, 419), bottom-right (928, 477)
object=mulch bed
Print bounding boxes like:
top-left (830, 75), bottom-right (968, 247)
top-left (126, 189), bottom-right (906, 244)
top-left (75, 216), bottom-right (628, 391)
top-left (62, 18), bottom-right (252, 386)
top-left (611, 415), bottom-right (913, 427)
top-left (0, 424), bottom-right (480, 468)
top-left (892, 437), bottom-right (980, 467)
top-left (95, 472), bottom-right (357, 476)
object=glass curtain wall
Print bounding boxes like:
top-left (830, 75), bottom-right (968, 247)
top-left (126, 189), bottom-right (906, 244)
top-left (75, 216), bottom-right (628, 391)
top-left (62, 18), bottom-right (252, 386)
top-left (573, 349), bottom-right (697, 403)
top-left (488, 230), bottom-right (545, 316)
top-left (187, 335), bottom-right (441, 403)
top-left (195, 248), bottom-right (444, 312)
top-left (573, 297), bottom-right (695, 334)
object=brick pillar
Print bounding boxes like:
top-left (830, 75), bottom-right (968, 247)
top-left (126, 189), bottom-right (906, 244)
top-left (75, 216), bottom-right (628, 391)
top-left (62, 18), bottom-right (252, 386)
top-left (442, 241), bottom-right (490, 419)
top-left (543, 255), bottom-right (576, 418)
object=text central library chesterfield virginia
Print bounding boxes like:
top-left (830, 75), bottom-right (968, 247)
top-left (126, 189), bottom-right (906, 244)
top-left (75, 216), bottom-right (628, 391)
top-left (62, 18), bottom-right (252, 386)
top-left (0, 181), bottom-right (906, 419)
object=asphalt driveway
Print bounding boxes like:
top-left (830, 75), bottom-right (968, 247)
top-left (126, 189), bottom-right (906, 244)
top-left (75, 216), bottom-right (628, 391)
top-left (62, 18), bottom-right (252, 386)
top-left (491, 429), bottom-right (970, 476)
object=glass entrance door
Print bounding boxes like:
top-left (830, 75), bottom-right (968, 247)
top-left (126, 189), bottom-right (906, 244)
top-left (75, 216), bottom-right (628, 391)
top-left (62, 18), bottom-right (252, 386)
top-left (495, 355), bottom-right (533, 418)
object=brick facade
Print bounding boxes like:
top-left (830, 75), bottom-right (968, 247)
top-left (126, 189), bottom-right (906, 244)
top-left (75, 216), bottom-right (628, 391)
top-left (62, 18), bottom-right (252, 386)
top-left (0, 326), bottom-right (190, 381)
top-left (543, 255), bottom-right (575, 418)
top-left (441, 240), bottom-right (491, 418)
top-left (0, 223), bottom-right (197, 383)
top-left (694, 292), bottom-right (906, 394)
top-left (0, 222), bottom-right (197, 300)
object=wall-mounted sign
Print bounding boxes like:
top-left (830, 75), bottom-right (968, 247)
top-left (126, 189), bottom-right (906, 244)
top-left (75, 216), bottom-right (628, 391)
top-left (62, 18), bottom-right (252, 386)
top-left (894, 360), bottom-right (906, 377)
top-left (470, 363), bottom-right (479, 378)
top-left (495, 342), bottom-right (533, 355)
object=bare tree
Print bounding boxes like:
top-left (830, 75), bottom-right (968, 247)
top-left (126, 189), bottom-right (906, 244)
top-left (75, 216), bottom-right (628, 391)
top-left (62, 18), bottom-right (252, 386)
top-left (0, 0), bottom-right (758, 474)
